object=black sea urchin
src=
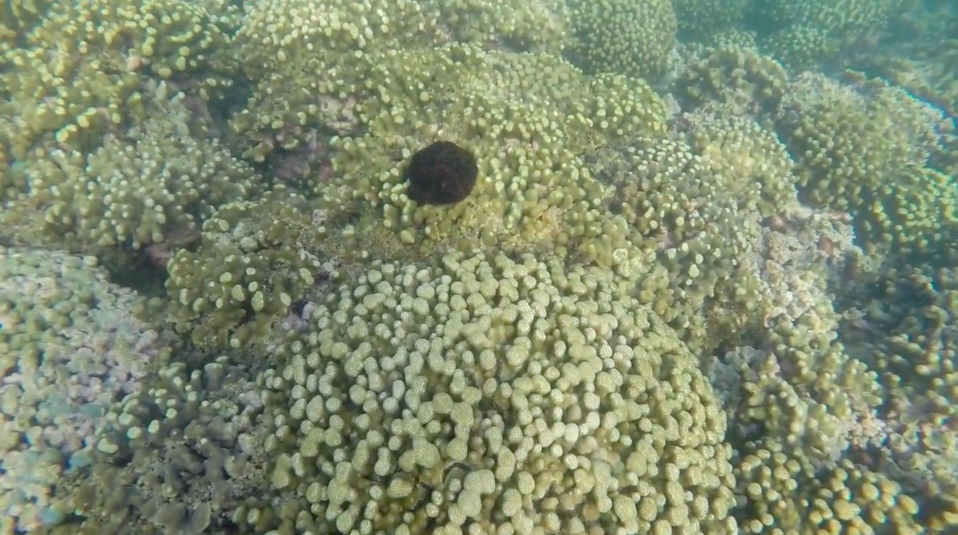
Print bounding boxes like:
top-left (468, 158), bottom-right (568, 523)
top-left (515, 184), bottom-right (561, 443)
top-left (405, 141), bottom-right (478, 205)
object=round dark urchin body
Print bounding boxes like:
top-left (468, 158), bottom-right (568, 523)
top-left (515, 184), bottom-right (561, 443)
top-left (405, 141), bottom-right (478, 205)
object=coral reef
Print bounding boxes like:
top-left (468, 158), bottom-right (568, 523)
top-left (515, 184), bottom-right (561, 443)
top-left (0, 0), bottom-right (957, 534)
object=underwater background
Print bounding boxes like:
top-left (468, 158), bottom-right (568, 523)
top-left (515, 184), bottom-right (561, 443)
top-left (1, 0), bottom-right (957, 533)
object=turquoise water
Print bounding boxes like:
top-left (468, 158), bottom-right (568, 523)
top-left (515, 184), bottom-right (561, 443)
top-left (0, 0), bottom-right (956, 533)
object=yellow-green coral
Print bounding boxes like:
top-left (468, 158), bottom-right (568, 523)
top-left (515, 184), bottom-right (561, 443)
top-left (762, 24), bottom-right (839, 71)
top-left (713, 317), bottom-right (927, 534)
top-left (0, 0), bottom-right (235, 159)
top-left (228, 0), bottom-right (451, 161)
top-left (420, 0), bottom-right (569, 54)
top-left (165, 190), bottom-right (324, 349)
top-left (0, 81), bottom-right (257, 261)
top-left (253, 251), bottom-right (739, 535)
top-left (672, 0), bottom-right (749, 41)
top-left (675, 45), bottom-right (789, 114)
top-left (775, 72), bottom-right (957, 256)
top-left (756, 0), bottom-right (904, 35)
top-left (683, 111), bottom-right (797, 217)
top-left (315, 43), bottom-right (667, 267)
top-left (838, 266), bottom-right (958, 509)
top-left (565, 0), bottom-right (677, 80)
top-left (734, 444), bottom-right (926, 534)
top-left (57, 357), bottom-right (269, 534)
top-left (588, 135), bottom-right (777, 351)
top-left (851, 40), bottom-right (958, 140)
top-left (0, 0), bottom-right (53, 45)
